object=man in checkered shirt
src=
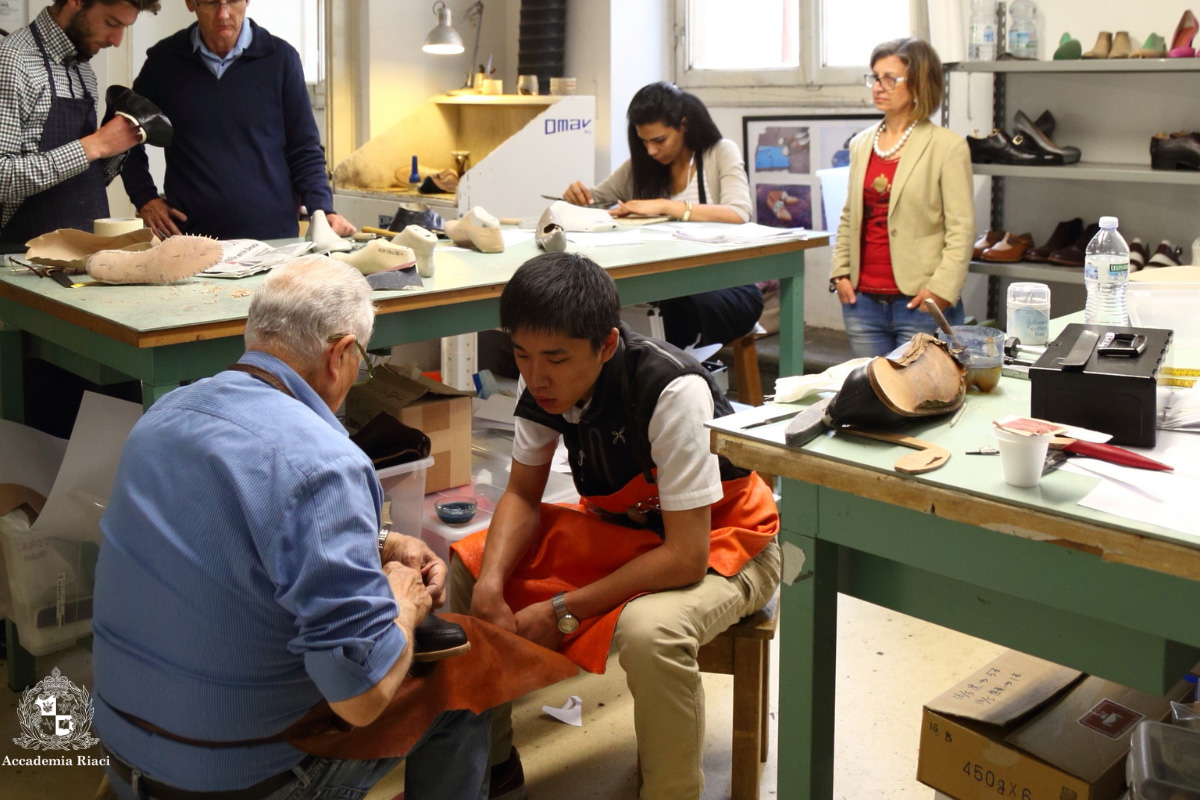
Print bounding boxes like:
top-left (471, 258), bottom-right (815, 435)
top-left (0, 0), bottom-right (160, 249)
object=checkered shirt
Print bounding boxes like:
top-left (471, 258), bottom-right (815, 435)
top-left (0, 8), bottom-right (123, 231)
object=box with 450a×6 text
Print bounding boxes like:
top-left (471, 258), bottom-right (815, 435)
top-left (917, 650), bottom-right (1193, 800)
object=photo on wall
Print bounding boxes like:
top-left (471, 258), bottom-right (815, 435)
top-left (743, 114), bottom-right (880, 229)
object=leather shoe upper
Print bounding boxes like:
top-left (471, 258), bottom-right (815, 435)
top-left (106, 85), bottom-right (173, 148)
top-left (1026, 218), bottom-right (1083, 263)
top-left (1150, 131), bottom-right (1200, 170)
top-left (413, 614), bottom-right (471, 662)
top-left (968, 129), bottom-right (1061, 166)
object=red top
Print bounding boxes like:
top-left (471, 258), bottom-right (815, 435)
top-left (858, 151), bottom-right (901, 294)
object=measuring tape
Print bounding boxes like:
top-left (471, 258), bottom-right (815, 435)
top-left (1164, 367), bottom-right (1200, 377)
top-left (1161, 377), bottom-right (1198, 388)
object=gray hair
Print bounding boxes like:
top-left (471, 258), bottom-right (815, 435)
top-left (245, 256), bottom-right (376, 365)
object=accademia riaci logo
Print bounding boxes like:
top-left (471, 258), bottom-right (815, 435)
top-left (12, 667), bottom-right (101, 752)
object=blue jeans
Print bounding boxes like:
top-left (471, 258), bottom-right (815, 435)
top-left (841, 293), bottom-right (964, 359)
top-left (105, 708), bottom-right (491, 800)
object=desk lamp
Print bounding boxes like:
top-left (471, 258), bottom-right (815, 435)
top-left (422, 1), bottom-right (486, 89)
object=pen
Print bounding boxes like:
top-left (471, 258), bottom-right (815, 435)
top-left (948, 404), bottom-right (966, 428)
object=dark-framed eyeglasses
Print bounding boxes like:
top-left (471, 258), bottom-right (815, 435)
top-left (194, 0), bottom-right (248, 10)
top-left (327, 334), bottom-right (375, 385)
top-left (864, 73), bottom-right (908, 91)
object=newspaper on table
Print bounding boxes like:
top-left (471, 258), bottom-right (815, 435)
top-left (203, 240), bottom-right (315, 278)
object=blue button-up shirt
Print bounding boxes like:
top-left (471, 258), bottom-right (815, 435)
top-left (93, 350), bottom-right (405, 790)
top-left (191, 17), bottom-right (253, 78)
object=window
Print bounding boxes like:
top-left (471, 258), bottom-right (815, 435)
top-left (677, 0), bottom-right (911, 89)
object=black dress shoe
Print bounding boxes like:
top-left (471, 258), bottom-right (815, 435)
top-left (1014, 110), bottom-right (1081, 164)
top-left (106, 85), bottom-right (173, 148)
top-left (967, 129), bottom-right (1061, 166)
top-left (1034, 110), bottom-right (1056, 140)
top-left (387, 206), bottom-right (446, 235)
top-left (413, 614), bottom-right (471, 662)
top-left (1026, 217), bottom-right (1083, 262)
top-left (1048, 223), bottom-right (1100, 267)
top-left (1150, 131), bottom-right (1200, 170)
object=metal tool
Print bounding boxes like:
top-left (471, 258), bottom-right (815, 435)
top-left (966, 447), bottom-right (999, 455)
top-left (540, 194), bottom-right (612, 209)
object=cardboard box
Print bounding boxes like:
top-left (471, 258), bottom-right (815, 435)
top-left (346, 364), bottom-right (474, 494)
top-left (917, 651), bottom-right (1192, 800)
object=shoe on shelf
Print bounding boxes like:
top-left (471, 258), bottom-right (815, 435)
top-left (1034, 110), bottom-right (1056, 139)
top-left (1026, 218), bottom-right (1083, 263)
top-left (1129, 237), bottom-right (1150, 270)
top-left (489, 747), bottom-right (528, 800)
top-left (1047, 223), bottom-right (1100, 267)
top-left (967, 128), bottom-right (1061, 166)
top-left (1082, 31), bottom-right (1112, 58)
top-left (1146, 240), bottom-right (1185, 267)
top-left (1013, 110), bottom-right (1081, 164)
top-left (981, 232), bottom-right (1035, 263)
top-left (1150, 131), bottom-right (1200, 170)
top-left (973, 230), bottom-right (1004, 260)
top-left (1131, 32), bottom-right (1168, 57)
top-left (1109, 31), bottom-right (1132, 58)
top-left (1170, 9), bottom-right (1199, 57)
top-left (1053, 32), bottom-right (1082, 60)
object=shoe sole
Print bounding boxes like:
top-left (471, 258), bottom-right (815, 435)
top-left (413, 641), bottom-right (472, 663)
top-left (1151, 156), bottom-right (1200, 170)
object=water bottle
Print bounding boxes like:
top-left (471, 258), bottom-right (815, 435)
top-left (1008, 0), bottom-right (1039, 59)
top-left (1084, 216), bottom-right (1130, 325)
top-left (968, 0), bottom-right (997, 61)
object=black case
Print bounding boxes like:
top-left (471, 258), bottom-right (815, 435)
top-left (1029, 323), bottom-right (1172, 447)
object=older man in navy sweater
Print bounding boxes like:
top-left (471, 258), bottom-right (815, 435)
top-left (119, 0), bottom-right (354, 240)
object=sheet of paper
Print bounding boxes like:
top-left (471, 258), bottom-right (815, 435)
top-left (501, 229), bottom-right (536, 247)
top-left (541, 695), bottom-right (583, 726)
top-left (566, 230), bottom-right (645, 248)
top-left (0, 420), bottom-right (68, 497)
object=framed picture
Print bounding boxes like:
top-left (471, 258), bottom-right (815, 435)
top-left (743, 114), bottom-right (880, 230)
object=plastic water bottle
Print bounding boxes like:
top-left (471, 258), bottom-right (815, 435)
top-left (1084, 216), bottom-right (1130, 325)
top-left (969, 0), bottom-right (997, 61)
top-left (1008, 0), bottom-right (1039, 59)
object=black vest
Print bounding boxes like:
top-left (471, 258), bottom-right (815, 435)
top-left (514, 324), bottom-right (750, 499)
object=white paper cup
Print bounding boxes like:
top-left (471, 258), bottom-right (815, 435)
top-left (993, 427), bottom-right (1053, 488)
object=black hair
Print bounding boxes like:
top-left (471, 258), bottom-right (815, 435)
top-left (500, 252), bottom-right (620, 352)
top-left (625, 81), bottom-right (723, 200)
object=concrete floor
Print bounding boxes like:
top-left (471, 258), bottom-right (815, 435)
top-left (0, 596), bottom-right (1005, 799)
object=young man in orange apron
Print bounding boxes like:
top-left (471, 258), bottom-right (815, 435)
top-left (451, 252), bottom-right (781, 800)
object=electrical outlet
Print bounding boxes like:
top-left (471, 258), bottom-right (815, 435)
top-left (378, 214), bottom-right (394, 229)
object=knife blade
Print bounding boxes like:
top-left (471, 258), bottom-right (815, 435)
top-left (784, 396), bottom-right (835, 448)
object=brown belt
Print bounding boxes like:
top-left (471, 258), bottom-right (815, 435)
top-left (103, 745), bottom-right (302, 800)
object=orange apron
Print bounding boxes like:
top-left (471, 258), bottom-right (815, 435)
top-left (452, 472), bottom-right (779, 674)
top-left (287, 614), bottom-right (578, 760)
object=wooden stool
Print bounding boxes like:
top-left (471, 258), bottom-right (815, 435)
top-left (731, 329), bottom-right (765, 407)
top-left (697, 595), bottom-right (778, 800)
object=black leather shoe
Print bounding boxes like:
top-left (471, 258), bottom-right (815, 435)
top-left (387, 206), bottom-right (446, 235)
top-left (106, 85), bottom-right (173, 148)
top-left (1034, 110), bottom-right (1056, 139)
top-left (1026, 217), bottom-right (1083, 262)
top-left (1048, 222), bottom-right (1100, 267)
top-left (413, 614), bottom-right (471, 662)
top-left (967, 129), bottom-right (1061, 166)
top-left (1014, 110), bottom-right (1081, 164)
top-left (1150, 131), bottom-right (1200, 170)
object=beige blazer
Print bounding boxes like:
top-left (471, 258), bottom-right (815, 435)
top-left (830, 120), bottom-right (975, 303)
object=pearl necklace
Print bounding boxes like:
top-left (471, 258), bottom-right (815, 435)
top-left (873, 120), bottom-right (917, 160)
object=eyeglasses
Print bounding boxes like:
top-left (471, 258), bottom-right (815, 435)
top-left (194, 0), bottom-right (248, 10)
top-left (864, 73), bottom-right (908, 91)
top-left (327, 334), bottom-right (375, 385)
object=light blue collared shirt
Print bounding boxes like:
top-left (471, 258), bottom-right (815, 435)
top-left (190, 17), bottom-right (253, 79)
top-left (92, 351), bottom-right (405, 790)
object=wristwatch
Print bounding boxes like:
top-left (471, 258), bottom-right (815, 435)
top-left (377, 528), bottom-right (390, 554)
top-left (829, 276), bottom-right (850, 293)
top-left (551, 592), bottom-right (579, 634)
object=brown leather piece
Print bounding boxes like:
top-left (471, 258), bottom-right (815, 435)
top-left (973, 230), bottom-right (1004, 260)
top-left (828, 334), bottom-right (966, 428)
top-left (981, 232), bottom-right (1035, 262)
top-left (288, 614), bottom-right (579, 760)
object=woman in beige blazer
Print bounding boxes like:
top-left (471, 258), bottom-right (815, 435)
top-left (830, 37), bottom-right (975, 358)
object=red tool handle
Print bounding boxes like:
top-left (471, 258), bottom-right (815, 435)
top-left (1062, 440), bottom-right (1174, 471)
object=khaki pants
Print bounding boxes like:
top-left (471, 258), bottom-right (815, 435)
top-left (448, 540), bottom-right (781, 800)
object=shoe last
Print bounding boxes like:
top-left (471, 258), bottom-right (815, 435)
top-left (307, 210), bottom-right (353, 253)
top-left (1109, 31), bottom-right (1132, 58)
top-left (1053, 33), bottom-right (1082, 60)
top-left (1082, 31), bottom-right (1112, 58)
top-left (1131, 33), bottom-right (1168, 58)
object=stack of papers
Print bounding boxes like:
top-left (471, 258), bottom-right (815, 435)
top-left (1158, 385), bottom-right (1200, 432)
top-left (203, 240), bottom-right (314, 278)
top-left (643, 221), bottom-right (809, 245)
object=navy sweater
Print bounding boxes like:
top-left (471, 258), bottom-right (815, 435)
top-left (120, 21), bottom-right (333, 240)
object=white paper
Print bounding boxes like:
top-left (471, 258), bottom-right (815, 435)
top-left (641, 221), bottom-right (809, 245)
top-left (501, 229), bottom-right (536, 247)
top-left (541, 695), bottom-right (583, 726)
top-left (0, 420), bottom-right (68, 497)
top-left (203, 240), bottom-right (314, 278)
top-left (566, 230), bottom-right (644, 248)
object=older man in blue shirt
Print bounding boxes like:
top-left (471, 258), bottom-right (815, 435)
top-left (93, 257), bottom-right (489, 799)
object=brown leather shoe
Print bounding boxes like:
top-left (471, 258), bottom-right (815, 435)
top-left (1048, 223), bottom-right (1100, 266)
top-left (1026, 218), bottom-right (1083, 262)
top-left (1146, 240), bottom-right (1184, 267)
top-left (981, 232), bottom-right (1035, 262)
top-left (973, 230), bottom-right (1004, 260)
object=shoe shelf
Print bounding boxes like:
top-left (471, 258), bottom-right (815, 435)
top-left (972, 162), bottom-right (1200, 185)
top-left (946, 59), bottom-right (1200, 75)
top-left (968, 259), bottom-right (1086, 286)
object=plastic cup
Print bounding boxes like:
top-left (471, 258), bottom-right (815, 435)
top-left (938, 325), bottom-right (1005, 392)
top-left (992, 427), bottom-right (1052, 488)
